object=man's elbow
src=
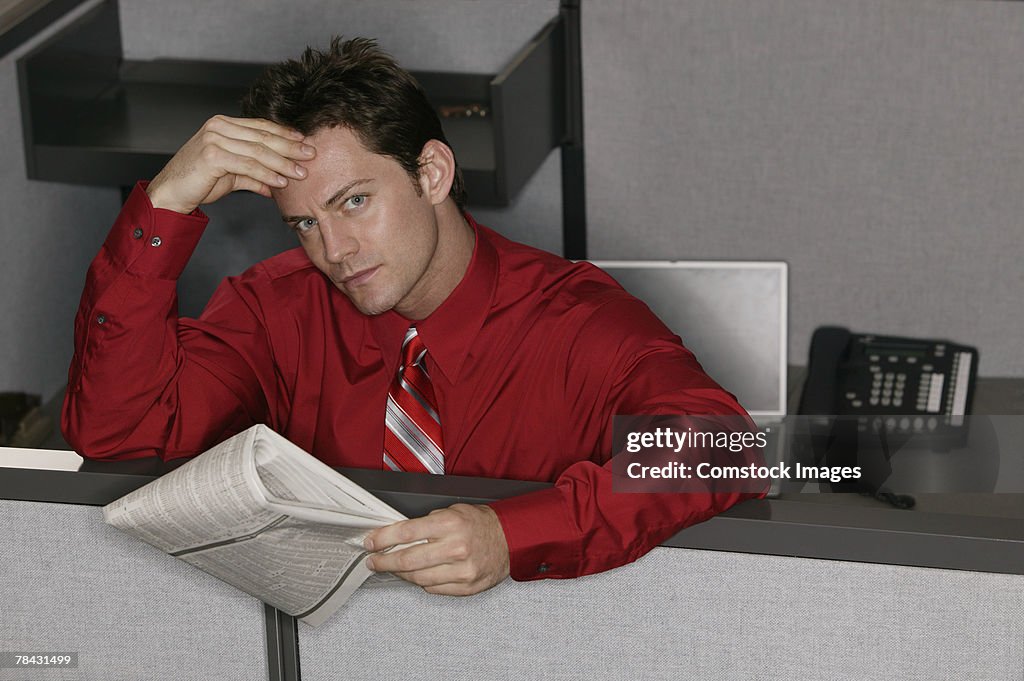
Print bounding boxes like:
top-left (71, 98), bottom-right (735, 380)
top-left (61, 425), bottom-right (150, 461)
top-left (61, 399), bottom-right (157, 462)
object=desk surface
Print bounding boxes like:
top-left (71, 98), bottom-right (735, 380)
top-left (2, 373), bottom-right (1022, 576)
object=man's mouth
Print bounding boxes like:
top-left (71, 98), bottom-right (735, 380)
top-left (339, 266), bottom-right (379, 287)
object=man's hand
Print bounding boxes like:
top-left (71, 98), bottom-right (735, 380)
top-left (364, 504), bottom-right (510, 596)
top-left (146, 115), bottom-right (316, 214)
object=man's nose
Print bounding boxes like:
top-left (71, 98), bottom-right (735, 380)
top-left (319, 221), bottom-right (359, 264)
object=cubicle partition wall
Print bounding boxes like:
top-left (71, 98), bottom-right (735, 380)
top-left (298, 547), bottom-right (1024, 681)
top-left (582, 0), bottom-right (1024, 378)
top-left (2, 446), bottom-right (1023, 681)
top-left (2, 499), bottom-right (268, 680)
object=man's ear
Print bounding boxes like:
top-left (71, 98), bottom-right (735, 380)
top-left (417, 139), bottom-right (456, 206)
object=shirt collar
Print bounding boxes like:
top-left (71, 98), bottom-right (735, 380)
top-left (368, 213), bottom-right (498, 384)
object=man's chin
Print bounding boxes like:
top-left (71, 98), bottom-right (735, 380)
top-left (336, 285), bottom-right (394, 316)
top-left (357, 305), bottom-right (391, 316)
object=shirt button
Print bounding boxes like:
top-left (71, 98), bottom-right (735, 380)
top-left (96, 314), bottom-right (106, 325)
top-left (537, 563), bottom-right (550, 574)
top-left (150, 236), bottom-right (162, 247)
top-left (132, 227), bottom-right (144, 239)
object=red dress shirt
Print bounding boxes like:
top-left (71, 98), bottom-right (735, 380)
top-left (63, 183), bottom-right (764, 581)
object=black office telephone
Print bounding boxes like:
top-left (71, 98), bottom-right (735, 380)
top-left (799, 326), bottom-right (978, 430)
top-left (795, 327), bottom-right (980, 500)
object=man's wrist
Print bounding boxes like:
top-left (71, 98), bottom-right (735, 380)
top-left (145, 182), bottom-right (197, 215)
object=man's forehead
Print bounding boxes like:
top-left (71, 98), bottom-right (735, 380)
top-left (272, 125), bottom-right (409, 211)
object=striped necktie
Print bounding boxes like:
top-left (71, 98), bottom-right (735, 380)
top-left (384, 327), bottom-right (444, 474)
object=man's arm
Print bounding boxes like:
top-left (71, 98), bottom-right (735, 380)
top-left (365, 298), bottom-right (765, 593)
top-left (491, 300), bottom-right (768, 582)
top-left (62, 117), bottom-right (314, 460)
top-left (490, 351), bottom-right (765, 581)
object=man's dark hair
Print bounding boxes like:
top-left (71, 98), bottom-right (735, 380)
top-left (241, 37), bottom-right (466, 210)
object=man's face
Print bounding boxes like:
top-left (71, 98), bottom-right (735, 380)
top-left (273, 126), bottom-right (443, 318)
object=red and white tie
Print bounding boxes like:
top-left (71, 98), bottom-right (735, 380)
top-left (384, 327), bottom-right (445, 474)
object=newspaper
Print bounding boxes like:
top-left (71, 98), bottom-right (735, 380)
top-left (102, 424), bottom-right (406, 627)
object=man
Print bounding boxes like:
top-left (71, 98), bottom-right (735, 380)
top-left (62, 38), bottom-right (763, 596)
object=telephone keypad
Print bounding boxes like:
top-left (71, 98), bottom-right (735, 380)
top-left (839, 341), bottom-right (976, 433)
top-left (807, 329), bottom-right (976, 442)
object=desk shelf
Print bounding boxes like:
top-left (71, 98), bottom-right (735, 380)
top-left (18, 0), bottom-right (584, 231)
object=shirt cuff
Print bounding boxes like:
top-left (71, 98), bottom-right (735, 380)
top-left (101, 181), bottom-right (209, 280)
top-left (489, 486), bottom-right (582, 581)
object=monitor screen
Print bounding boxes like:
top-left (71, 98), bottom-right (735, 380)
top-left (591, 261), bottom-right (788, 418)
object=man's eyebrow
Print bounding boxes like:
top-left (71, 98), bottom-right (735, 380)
top-left (321, 179), bottom-right (374, 208)
top-left (280, 179), bottom-right (374, 223)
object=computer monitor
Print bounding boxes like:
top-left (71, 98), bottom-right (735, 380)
top-left (590, 261), bottom-right (788, 419)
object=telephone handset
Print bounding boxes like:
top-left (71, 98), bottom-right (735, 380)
top-left (798, 326), bottom-right (978, 435)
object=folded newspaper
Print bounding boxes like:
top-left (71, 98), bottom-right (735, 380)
top-left (102, 424), bottom-right (406, 627)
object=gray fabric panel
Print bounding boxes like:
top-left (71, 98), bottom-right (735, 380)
top-left (119, 0), bottom-right (559, 74)
top-left (300, 546), bottom-right (1024, 681)
top-left (469, 149), bottom-right (563, 255)
top-left (0, 0), bottom-right (121, 400)
top-left (584, 0), bottom-right (1024, 377)
top-left (0, 500), bottom-right (266, 681)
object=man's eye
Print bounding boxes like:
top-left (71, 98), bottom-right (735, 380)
top-left (295, 218), bottom-right (317, 232)
top-left (345, 194), bottom-right (367, 209)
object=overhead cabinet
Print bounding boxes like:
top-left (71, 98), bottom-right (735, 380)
top-left (19, 0), bottom-right (574, 208)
